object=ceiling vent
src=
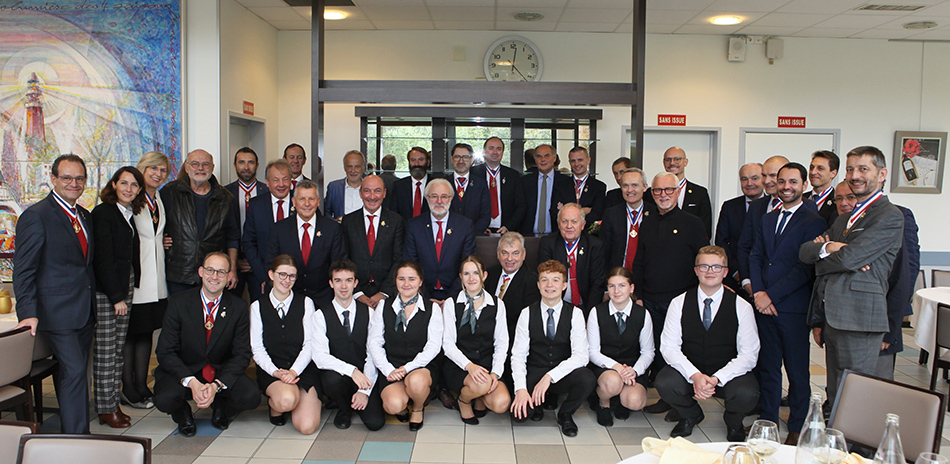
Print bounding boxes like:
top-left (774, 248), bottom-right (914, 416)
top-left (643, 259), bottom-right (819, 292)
top-left (854, 4), bottom-right (928, 11)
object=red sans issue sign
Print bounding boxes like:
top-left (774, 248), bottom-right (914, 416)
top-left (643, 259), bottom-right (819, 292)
top-left (778, 117), bottom-right (805, 128)
top-left (657, 114), bottom-right (686, 126)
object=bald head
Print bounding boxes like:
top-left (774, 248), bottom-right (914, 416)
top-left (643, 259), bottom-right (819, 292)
top-left (739, 163), bottom-right (764, 199)
top-left (762, 156), bottom-right (790, 196)
top-left (663, 146), bottom-right (688, 179)
top-left (185, 149), bottom-right (213, 187)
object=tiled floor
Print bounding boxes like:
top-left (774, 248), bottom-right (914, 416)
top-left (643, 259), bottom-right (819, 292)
top-left (8, 328), bottom-right (949, 464)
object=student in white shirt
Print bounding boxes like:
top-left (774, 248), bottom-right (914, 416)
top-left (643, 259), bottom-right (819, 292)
top-left (368, 260), bottom-right (443, 431)
top-left (442, 256), bottom-right (511, 425)
top-left (587, 267), bottom-right (654, 427)
top-left (249, 254), bottom-right (321, 434)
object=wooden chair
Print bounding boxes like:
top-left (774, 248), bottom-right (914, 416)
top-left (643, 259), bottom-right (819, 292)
top-left (830, 370), bottom-right (944, 461)
top-left (933, 269), bottom-right (950, 288)
top-left (17, 434), bottom-right (151, 464)
top-left (0, 327), bottom-right (35, 422)
top-left (916, 269), bottom-right (926, 292)
top-left (0, 420), bottom-right (37, 463)
top-left (929, 303), bottom-right (950, 406)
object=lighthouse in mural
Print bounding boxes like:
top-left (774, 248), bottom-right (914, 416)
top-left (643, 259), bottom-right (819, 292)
top-left (24, 72), bottom-right (45, 149)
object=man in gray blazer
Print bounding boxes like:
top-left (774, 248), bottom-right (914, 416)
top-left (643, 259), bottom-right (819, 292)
top-left (800, 146), bottom-right (903, 404)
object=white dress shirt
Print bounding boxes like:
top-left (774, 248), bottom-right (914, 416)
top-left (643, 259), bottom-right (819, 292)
top-left (587, 300), bottom-right (655, 376)
top-left (510, 300), bottom-right (589, 392)
top-left (677, 178), bottom-right (687, 209)
top-left (311, 299), bottom-right (377, 395)
top-left (296, 215), bottom-right (317, 248)
top-left (271, 194), bottom-right (291, 222)
top-left (775, 201), bottom-right (804, 235)
top-left (249, 290), bottom-right (316, 377)
top-left (494, 268), bottom-right (520, 298)
top-left (442, 291), bottom-right (509, 377)
top-left (344, 182), bottom-right (362, 216)
top-left (430, 212), bottom-right (451, 243)
top-left (368, 296), bottom-right (444, 377)
top-left (660, 286), bottom-right (760, 386)
top-left (116, 202), bottom-right (134, 228)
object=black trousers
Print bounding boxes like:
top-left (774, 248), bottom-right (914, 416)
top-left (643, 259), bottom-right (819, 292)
top-left (320, 370), bottom-right (385, 431)
top-left (153, 369), bottom-right (261, 418)
top-left (43, 321), bottom-right (95, 433)
top-left (655, 367), bottom-right (759, 429)
top-left (642, 298), bottom-right (671, 384)
top-left (513, 367), bottom-right (595, 420)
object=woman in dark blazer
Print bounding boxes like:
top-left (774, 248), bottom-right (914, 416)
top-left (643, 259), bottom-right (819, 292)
top-left (92, 166), bottom-right (146, 427)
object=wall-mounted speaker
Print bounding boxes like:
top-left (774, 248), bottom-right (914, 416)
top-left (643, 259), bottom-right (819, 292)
top-left (728, 37), bottom-right (746, 62)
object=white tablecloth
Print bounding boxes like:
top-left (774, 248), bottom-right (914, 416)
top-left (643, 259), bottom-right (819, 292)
top-left (911, 287), bottom-right (950, 368)
top-left (619, 442), bottom-right (797, 463)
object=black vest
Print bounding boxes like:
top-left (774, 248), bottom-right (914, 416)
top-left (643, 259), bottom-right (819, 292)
top-left (594, 301), bottom-right (645, 366)
top-left (323, 301), bottom-right (370, 369)
top-left (681, 289), bottom-right (739, 376)
top-left (382, 298), bottom-right (434, 368)
top-left (454, 299), bottom-right (497, 367)
top-left (259, 294), bottom-right (307, 370)
top-left (527, 302), bottom-right (574, 369)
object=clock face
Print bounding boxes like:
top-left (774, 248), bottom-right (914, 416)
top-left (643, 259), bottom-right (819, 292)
top-left (484, 36), bottom-right (543, 82)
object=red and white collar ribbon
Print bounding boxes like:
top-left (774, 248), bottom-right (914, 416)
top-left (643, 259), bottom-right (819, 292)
top-left (847, 190), bottom-right (883, 230)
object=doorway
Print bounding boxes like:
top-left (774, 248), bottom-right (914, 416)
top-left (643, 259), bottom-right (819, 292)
top-left (739, 128), bottom-right (841, 193)
top-left (226, 111), bottom-right (267, 184)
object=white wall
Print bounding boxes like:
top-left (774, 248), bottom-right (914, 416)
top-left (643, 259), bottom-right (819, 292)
top-left (272, 29), bottom-right (949, 257)
top-left (184, 0), bottom-right (220, 162)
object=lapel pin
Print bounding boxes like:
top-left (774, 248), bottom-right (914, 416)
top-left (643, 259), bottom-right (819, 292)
top-left (502, 178), bottom-right (506, 184)
top-left (673, 229), bottom-right (678, 234)
top-left (381, 220), bottom-right (386, 227)
top-left (447, 229), bottom-right (453, 235)
top-left (826, 200), bottom-right (832, 206)
top-left (220, 310), bottom-right (226, 318)
top-left (316, 231), bottom-right (322, 237)
top-left (579, 248), bottom-right (584, 255)
top-left (688, 189), bottom-right (693, 194)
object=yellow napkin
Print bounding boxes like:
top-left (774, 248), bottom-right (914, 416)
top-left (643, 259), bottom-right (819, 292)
top-left (641, 437), bottom-right (722, 464)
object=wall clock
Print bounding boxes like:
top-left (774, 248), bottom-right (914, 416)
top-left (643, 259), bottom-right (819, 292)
top-left (484, 36), bottom-right (543, 82)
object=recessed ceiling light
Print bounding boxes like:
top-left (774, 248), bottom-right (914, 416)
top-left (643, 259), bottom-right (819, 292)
top-left (903, 21), bottom-right (938, 29)
top-left (514, 12), bottom-right (544, 22)
top-left (711, 16), bottom-right (742, 26)
top-left (324, 10), bottom-right (347, 20)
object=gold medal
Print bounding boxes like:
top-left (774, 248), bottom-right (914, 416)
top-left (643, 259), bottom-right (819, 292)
top-left (245, 193), bottom-right (251, 203)
top-left (152, 215), bottom-right (159, 224)
top-left (629, 229), bottom-right (637, 238)
top-left (205, 321), bottom-right (214, 330)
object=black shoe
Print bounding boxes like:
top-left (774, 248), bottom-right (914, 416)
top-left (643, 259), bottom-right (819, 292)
top-left (542, 396), bottom-right (558, 410)
top-left (173, 407), bottom-right (196, 437)
top-left (211, 406), bottom-right (231, 430)
top-left (596, 407), bottom-right (613, 427)
top-left (613, 406), bottom-right (630, 421)
top-left (644, 399), bottom-right (671, 414)
top-left (530, 407), bottom-right (544, 422)
top-left (395, 409), bottom-right (410, 422)
top-left (557, 413), bottom-right (578, 437)
top-left (664, 409), bottom-right (682, 422)
top-left (334, 410), bottom-right (352, 429)
top-left (270, 411), bottom-right (286, 426)
top-left (727, 426), bottom-right (746, 442)
top-left (438, 389), bottom-right (458, 410)
top-left (458, 399), bottom-right (479, 425)
top-left (780, 395), bottom-right (789, 407)
top-left (670, 412), bottom-right (704, 438)
top-left (409, 409), bottom-right (424, 431)
top-left (473, 407), bottom-right (488, 418)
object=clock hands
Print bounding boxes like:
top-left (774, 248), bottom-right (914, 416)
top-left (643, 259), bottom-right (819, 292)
top-left (511, 64), bottom-right (529, 81)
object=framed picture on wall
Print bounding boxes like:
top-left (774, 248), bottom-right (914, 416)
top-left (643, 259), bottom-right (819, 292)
top-left (891, 131), bottom-right (946, 194)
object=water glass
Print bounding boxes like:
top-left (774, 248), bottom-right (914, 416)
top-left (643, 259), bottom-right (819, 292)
top-left (916, 453), bottom-right (950, 464)
top-left (747, 419), bottom-right (780, 463)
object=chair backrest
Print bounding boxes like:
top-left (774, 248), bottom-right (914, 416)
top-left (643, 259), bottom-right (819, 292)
top-left (915, 269), bottom-right (926, 292)
top-left (933, 269), bottom-right (950, 288)
top-left (30, 333), bottom-right (53, 362)
top-left (0, 327), bottom-right (35, 385)
top-left (829, 370), bottom-right (944, 460)
top-left (0, 421), bottom-right (36, 462)
top-left (17, 434), bottom-right (150, 464)
top-left (937, 304), bottom-right (950, 350)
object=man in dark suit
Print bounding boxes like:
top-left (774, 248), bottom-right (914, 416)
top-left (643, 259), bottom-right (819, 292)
top-left (748, 163), bottom-right (827, 445)
top-left (567, 146), bottom-right (607, 224)
top-left (806, 150), bottom-right (840, 227)
top-left (600, 168), bottom-right (657, 272)
top-left (538, 203), bottom-right (606, 313)
top-left (800, 146), bottom-right (904, 406)
top-left (520, 144), bottom-right (573, 236)
top-left (267, 179), bottom-right (348, 309)
top-left (324, 150), bottom-right (366, 221)
top-left (153, 252), bottom-right (260, 436)
top-left (878, 204), bottom-right (919, 379)
top-left (487, 232), bottom-right (541, 336)
top-left (715, 163), bottom-right (764, 295)
top-left (14, 154), bottom-right (96, 433)
top-left (604, 157), bottom-right (633, 210)
top-left (284, 143), bottom-right (309, 188)
top-left (738, 155), bottom-right (790, 297)
top-left (645, 147), bottom-right (712, 236)
top-left (378, 155), bottom-right (399, 194)
top-left (389, 146), bottom-right (436, 221)
top-left (225, 147), bottom-right (268, 298)
top-left (446, 143), bottom-right (491, 234)
top-left (470, 137), bottom-right (524, 234)
top-left (404, 178), bottom-right (477, 303)
top-left (341, 174), bottom-right (404, 309)
top-left (242, 160), bottom-right (293, 300)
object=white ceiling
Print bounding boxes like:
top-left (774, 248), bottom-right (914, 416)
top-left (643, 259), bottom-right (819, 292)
top-left (235, 0), bottom-right (950, 40)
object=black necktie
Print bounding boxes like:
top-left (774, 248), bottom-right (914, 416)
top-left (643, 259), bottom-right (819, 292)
top-left (342, 310), bottom-right (351, 336)
top-left (703, 298), bottom-right (713, 330)
top-left (777, 210), bottom-right (791, 235)
top-left (546, 307), bottom-right (556, 341)
top-left (616, 312), bottom-right (626, 334)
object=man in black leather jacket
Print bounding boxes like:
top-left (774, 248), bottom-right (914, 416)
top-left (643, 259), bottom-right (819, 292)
top-left (161, 149), bottom-right (240, 295)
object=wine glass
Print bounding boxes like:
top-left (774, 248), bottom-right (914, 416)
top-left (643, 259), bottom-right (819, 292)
top-left (747, 419), bottom-right (780, 463)
top-left (817, 428), bottom-right (849, 464)
top-left (916, 453), bottom-right (950, 464)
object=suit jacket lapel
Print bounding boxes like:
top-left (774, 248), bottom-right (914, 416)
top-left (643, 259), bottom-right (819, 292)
top-left (773, 210), bottom-right (804, 252)
top-left (207, 298), bottom-right (229, 352)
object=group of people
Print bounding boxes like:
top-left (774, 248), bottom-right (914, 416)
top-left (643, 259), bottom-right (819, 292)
top-left (13, 137), bottom-right (918, 446)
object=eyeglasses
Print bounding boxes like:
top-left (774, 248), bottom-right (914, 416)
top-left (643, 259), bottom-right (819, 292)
top-left (203, 267), bottom-right (229, 278)
top-left (695, 264), bottom-right (725, 273)
top-left (188, 161), bottom-right (212, 169)
top-left (452, 154), bottom-right (473, 161)
top-left (56, 175), bottom-right (86, 184)
top-left (653, 187), bottom-right (677, 196)
top-left (426, 194), bottom-right (452, 202)
top-left (276, 272), bottom-right (297, 281)
top-left (664, 157), bottom-right (685, 163)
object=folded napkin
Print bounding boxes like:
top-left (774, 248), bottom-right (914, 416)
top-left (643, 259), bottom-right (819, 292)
top-left (641, 437), bottom-right (722, 464)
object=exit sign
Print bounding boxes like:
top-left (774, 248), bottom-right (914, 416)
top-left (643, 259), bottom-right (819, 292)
top-left (778, 116), bottom-right (805, 128)
top-left (243, 101), bottom-right (254, 116)
top-left (658, 114), bottom-right (686, 126)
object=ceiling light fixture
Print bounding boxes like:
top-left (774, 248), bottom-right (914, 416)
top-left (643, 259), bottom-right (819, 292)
top-left (324, 10), bottom-right (347, 20)
top-left (711, 16), bottom-right (742, 25)
top-left (514, 12), bottom-right (544, 22)
top-left (903, 21), bottom-right (938, 29)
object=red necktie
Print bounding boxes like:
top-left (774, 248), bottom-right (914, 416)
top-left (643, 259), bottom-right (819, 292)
top-left (367, 214), bottom-right (376, 255)
top-left (456, 178), bottom-right (466, 198)
top-left (575, 178), bottom-right (583, 199)
top-left (292, 179), bottom-right (298, 189)
top-left (202, 301), bottom-right (216, 382)
top-left (489, 170), bottom-right (500, 219)
top-left (435, 220), bottom-right (444, 290)
top-left (413, 181), bottom-right (423, 217)
top-left (301, 223), bottom-right (311, 266)
top-left (276, 200), bottom-right (285, 221)
top-left (624, 210), bottom-right (640, 270)
top-left (72, 215), bottom-right (88, 259)
top-left (569, 250), bottom-right (581, 306)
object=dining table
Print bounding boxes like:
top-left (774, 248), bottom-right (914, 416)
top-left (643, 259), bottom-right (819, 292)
top-left (911, 287), bottom-right (950, 368)
top-left (619, 442), bottom-right (798, 463)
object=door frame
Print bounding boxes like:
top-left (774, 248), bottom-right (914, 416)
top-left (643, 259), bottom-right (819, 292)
top-left (738, 127), bottom-right (842, 171)
top-left (226, 111), bottom-right (267, 185)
